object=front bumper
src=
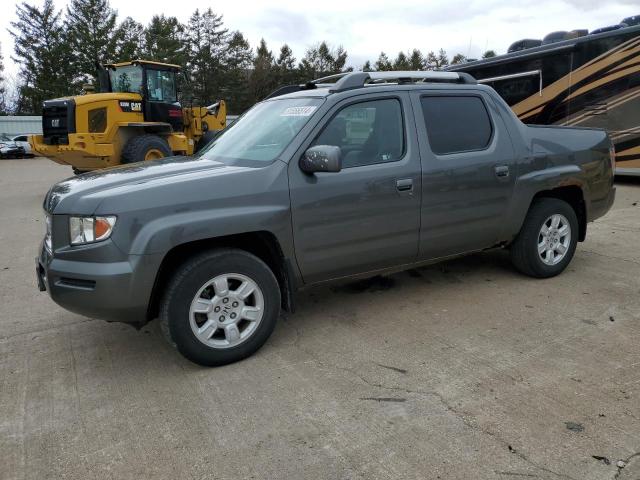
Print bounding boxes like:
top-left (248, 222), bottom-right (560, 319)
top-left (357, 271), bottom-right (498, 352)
top-left (36, 240), bottom-right (162, 325)
top-left (1, 147), bottom-right (25, 157)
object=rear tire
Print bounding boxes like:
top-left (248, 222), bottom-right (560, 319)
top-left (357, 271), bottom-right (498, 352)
top-left (121, 134), bottom-right (172, 164)
top-left (160, 249), bottom-right (281, 366)
top-left (510, 198), bottom-right (579, 278)
top-left (195, 131), bottom-right (218, 153)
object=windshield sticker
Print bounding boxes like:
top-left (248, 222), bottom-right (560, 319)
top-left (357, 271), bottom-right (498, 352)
top-left (280, 106), bottom-right (317, 117)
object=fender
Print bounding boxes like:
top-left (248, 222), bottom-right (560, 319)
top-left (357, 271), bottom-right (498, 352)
top-left (503, 164), bottom-right (588, 240)
top-left (128, 204), bottom-right (293, 256)
top-left (88, 159), bottom-right (297, 261)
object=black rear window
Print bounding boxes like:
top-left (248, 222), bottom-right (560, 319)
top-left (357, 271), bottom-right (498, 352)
top-left (421, 96), bottom-right (493, 155)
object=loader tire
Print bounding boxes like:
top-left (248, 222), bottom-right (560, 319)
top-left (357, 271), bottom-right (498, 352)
top-left (195, 131), bottom-right (218, 153)
top-left (121, 135), bottom-right (172, 164)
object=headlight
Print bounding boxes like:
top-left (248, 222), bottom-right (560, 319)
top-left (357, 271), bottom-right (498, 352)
top-left (44, 214), bottom-right (52, 253)
top-left (69, 216), bottom-right (116, 245)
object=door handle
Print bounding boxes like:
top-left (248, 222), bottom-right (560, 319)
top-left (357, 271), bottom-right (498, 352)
top-left (494, 165), bottom-right (510, 178)
top-left (396, 178), bottom-right (413, 191)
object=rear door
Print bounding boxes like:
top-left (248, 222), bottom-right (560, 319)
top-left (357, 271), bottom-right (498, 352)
top-left (288, 92), bottom-right (422, 284)
top-left (410, 90), bottom-right (517, 260)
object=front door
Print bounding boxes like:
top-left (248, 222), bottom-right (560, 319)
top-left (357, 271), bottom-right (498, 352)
top-left (144, 67), bottom-right (183, 132)
top-left (288, 93), bottom-right (422, 284)
top-left (410, 91), bottom-right (517, 259)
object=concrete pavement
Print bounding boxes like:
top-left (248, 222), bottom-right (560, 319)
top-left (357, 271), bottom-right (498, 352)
top-left (1, 158), bottom-right (639, 479)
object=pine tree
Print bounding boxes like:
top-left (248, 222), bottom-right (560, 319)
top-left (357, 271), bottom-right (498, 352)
top-left (482, 50), bottom-right (497, 58)
top-left (409, 49), bottom-right (425, 70)
top-left (331, 45), bottom-right (348, 72)
top-left (144, 15), bottom-right (186, 66)
top-left (425, 49), bottom-right (449, 70)
top-left (0, 43), bottom-right (6, 114)
top-left (115, 17), bottom-right (144, 62)
top-left (184, 8), bottom-right (228, 105)
top-left (223, 31), bottom-right (253, 114)
top-left (299, 42), bottom-right (347, 79)
top-left (249, 39), bottom-right (276, 102)
top-left (451, 53), bottom-right (467, 65)
top-left (10, 0), bottom-right (74, 114)
top-left (361, 60), bottom-right (372, 72)
top-left (393, 52), bottom-right (411, 70)
top-left (275, 44), bottom-right (299, 86)
top-left (65, 0), bottom-right (119, 85)
top-left (374, 52), bottom-right (392, 71)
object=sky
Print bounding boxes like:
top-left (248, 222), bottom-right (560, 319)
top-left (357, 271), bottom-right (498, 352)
top-left (1, 0), bottom-right (638, 80)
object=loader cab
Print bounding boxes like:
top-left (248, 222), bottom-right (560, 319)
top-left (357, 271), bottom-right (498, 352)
top-left (105, 60), bottom-right (184, 132)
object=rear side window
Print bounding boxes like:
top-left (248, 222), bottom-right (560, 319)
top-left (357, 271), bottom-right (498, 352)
top-left (314, 98), bottom-right (404, 168)
top-left (420, 96), bottom-right (492, 155)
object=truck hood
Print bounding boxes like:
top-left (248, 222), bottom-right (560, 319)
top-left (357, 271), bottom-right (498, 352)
top-left (44, 156), bottom-right (250, 214)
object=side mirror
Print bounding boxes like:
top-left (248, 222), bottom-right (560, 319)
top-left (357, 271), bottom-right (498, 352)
top-left (300, 145), bottom-right (342, 173)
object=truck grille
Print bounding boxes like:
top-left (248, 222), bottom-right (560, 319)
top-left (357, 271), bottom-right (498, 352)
top-left (42, 99), bottom-right (76, 145)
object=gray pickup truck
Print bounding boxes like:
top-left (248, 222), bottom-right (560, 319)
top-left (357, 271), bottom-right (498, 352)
top-left (36, 71), bottom-right (615, 366)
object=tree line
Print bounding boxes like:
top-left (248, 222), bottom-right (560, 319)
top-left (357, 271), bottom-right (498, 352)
top-left (0, 43), bottom-right (6, 114)
top-left (0, 0), bottom-right (498, 116)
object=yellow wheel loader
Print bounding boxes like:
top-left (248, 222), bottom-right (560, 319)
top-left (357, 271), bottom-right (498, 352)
top-left (29, 60), bottom-right (226, 173)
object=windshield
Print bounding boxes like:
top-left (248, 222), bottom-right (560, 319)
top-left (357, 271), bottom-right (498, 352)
top-left (109, 65), bottom-right (144, 95)
top-left (199, 98), bottom-right (323, 164)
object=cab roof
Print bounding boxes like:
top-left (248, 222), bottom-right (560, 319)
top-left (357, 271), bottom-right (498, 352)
top-left (104, 59), bottom-right (182, 70)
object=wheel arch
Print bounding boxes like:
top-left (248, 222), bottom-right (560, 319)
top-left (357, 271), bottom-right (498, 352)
top-left (147, 231), bottom-right (296, 322)
top-left (114, 124), bottom-right (173, 147)
top-left (529, 186), bottom-right (587, 241)
top-left (506, 165), bottom-right (589, 243)
top-left (120, 122), bottom-right (173, 135)
top-left (112, 126), bottom-right (173, 161)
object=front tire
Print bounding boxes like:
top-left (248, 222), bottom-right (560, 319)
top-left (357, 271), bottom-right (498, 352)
top-left (160, 249), bottom-right (281, 366)
top-left (510, 198), bottom-right (579, 278)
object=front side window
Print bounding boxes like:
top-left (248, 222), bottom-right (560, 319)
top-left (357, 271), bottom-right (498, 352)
top-left (313, 99), bottom-right (404, 168)
top-left (199, 98), bottom-right (323, 164)
top-left (109, 66), bottom-right (144, 95)
top-left (421, 96), bottom-right (493, 155)
top-left (146, 69), bottom-right (177, 103)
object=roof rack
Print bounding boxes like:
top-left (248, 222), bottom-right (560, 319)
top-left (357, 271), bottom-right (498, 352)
top-left (264, 70), bottom-right (477, 99)
top-left (318, 71), bottom-right (476, 92)
top-left (371, 71), bottom-right (475, 83)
